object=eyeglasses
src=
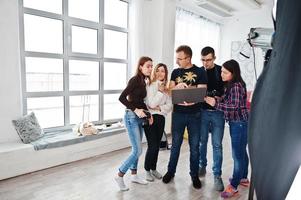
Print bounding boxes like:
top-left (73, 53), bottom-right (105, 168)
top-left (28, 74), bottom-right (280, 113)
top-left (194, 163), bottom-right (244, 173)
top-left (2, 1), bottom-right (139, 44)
top-left (201, 58), bottom-right (214, 62)
top-left (176, 57), bottom-right (189, 61)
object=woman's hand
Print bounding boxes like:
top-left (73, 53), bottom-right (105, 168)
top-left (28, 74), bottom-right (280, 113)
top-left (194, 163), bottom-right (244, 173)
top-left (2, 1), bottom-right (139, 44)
top-left (158, 82), bottom-right (165, 92)
top-left (204, 96), bottom-right (216, 107)
top-left (148, 115), bottom-right (154, 125)
top-left (134, 108), bottom-right (147, 118)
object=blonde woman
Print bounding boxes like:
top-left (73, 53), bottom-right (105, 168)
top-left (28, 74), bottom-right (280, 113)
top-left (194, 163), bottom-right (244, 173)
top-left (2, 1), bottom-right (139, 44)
top-left (144, 63), bottom-right (172, 182)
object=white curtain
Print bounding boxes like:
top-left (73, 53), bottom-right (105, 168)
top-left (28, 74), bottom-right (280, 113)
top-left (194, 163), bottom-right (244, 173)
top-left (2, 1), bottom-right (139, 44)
top-left (175, 7), bottom-right (221, 66)
top-left (128, 0), bottom-right (144, 76)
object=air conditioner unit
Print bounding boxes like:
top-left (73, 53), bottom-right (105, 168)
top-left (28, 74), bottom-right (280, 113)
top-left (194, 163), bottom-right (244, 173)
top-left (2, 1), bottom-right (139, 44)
top-left (240, 0), bottom-right (261, 9)
top-left (194, 0), bottom-right (234, 17)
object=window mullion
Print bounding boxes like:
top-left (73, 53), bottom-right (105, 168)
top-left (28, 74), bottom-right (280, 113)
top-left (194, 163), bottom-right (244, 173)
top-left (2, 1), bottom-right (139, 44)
top-left (19, 0), bottom-right (28, 115)
top-left (63, 0), bottom-right (70, 126)
top-left (99, 0), bottom-right (104, 123)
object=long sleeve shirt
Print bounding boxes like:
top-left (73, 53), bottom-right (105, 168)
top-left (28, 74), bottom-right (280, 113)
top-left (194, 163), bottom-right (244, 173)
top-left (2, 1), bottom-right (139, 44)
top-left (119, 76), bottom-right (148, 111)
top-left (215, 82), bottom-right (249, 122)
top-left (145, 80), bottom-right (172, 116)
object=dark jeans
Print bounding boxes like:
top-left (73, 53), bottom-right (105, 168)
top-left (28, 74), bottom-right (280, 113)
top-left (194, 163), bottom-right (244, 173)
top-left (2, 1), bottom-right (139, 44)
top-left (199, 109), bottom-right (225, 176)
top-left (229, 120), bottom-right (249, 188)
top-left (167, 111), bottom-right (201, 177)
top-left (144, 114), bottom-right (165, 171)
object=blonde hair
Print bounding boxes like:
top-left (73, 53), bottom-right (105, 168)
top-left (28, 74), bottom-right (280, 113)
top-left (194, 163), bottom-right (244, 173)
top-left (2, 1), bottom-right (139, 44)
top-left (151, 63), bottom-right (171, 93)
top-left (151, 63), bottom-right (168, 84)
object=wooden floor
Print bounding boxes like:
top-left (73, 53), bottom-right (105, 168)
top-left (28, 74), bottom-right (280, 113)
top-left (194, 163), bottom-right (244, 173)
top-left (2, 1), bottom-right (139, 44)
top-left (0, 129), bottom-right (252, 200)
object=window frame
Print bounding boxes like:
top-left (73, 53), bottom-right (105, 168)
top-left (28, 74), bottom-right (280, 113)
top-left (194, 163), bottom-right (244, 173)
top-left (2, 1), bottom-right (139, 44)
top-left (19, 0), bottom-right (130, 132)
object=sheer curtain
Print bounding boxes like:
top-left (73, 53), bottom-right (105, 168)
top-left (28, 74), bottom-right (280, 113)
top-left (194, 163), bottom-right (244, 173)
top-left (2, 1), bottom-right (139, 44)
top-left (128, 0), bottom-right (143, 76)
top-left (175, 7), bottom-right (221, 66)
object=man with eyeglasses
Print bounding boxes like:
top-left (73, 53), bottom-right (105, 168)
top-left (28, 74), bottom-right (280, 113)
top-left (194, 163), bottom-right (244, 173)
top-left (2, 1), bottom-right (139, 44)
top-left (198, 46), bottom-right (225, 191)
top-left (162, 45), bottom-right (207, 189)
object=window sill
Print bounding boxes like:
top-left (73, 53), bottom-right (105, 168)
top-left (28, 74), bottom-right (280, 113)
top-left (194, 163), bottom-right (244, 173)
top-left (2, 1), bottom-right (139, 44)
top-left (31, 125), bottom-right (126, 151)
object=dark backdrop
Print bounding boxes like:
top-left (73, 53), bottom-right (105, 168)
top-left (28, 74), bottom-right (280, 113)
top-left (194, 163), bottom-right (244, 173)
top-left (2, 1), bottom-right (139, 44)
top-left (248, 0), bottom-right (301, 199)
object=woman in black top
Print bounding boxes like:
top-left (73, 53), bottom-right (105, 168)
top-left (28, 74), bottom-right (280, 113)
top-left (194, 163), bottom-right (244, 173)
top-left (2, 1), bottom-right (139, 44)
top-left (115, 56), bottom-right (153, 191)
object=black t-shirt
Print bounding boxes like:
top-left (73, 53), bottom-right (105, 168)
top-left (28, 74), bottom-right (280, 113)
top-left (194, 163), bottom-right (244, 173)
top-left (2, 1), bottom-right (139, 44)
top-left (202, 64), bottom-right (224, 110)
top-left (170, 64), bottom-right (207, 113)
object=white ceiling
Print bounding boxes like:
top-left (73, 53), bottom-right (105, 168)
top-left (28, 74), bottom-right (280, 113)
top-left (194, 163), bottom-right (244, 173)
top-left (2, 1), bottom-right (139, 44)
top-left (178, 0), bottom-right (274, 19)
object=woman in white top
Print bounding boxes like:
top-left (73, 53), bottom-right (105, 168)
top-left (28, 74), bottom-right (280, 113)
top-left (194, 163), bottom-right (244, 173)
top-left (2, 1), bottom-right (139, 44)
top-left (144, 63), bottom-right (172, 182)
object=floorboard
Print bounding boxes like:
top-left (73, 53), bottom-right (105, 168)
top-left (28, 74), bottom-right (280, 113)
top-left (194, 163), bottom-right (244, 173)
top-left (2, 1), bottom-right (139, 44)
top-left (0, 128), bottom-right (254, 200)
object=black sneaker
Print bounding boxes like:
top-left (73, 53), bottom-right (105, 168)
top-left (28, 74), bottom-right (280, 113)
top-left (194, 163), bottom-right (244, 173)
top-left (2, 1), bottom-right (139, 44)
top-left (198, 167), bottom-right (206, 177)
top-left (162, 172), bottom-right (174, 184)
top-left (192, 176), bottom-right (202, 189)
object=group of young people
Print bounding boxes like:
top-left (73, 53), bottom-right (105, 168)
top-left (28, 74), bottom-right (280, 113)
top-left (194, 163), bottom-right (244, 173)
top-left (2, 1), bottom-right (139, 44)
top-left (115, 45), bottom-right (249, 198)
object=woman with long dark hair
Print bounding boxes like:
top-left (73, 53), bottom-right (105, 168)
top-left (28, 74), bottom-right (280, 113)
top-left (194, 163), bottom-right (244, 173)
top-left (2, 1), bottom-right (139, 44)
top-left (205, 59), bottom-right (249, 198)
top-left (144, 63), bottom-right (172, 181)
top-left (115, 56), bottom-right (153, 191)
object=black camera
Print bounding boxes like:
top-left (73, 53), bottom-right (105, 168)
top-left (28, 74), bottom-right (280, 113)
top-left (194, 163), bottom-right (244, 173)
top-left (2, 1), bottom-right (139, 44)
top-left (142, 110), bottom-right (151, 127)
top-left (206, 89), bottom-right (221, 97)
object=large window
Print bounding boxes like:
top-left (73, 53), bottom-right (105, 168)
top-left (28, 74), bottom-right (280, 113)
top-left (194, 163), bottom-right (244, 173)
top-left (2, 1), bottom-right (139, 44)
top-left (20, 0), bottom-right (129, 130)
top-left (175, 7), bottom-right (221, 66)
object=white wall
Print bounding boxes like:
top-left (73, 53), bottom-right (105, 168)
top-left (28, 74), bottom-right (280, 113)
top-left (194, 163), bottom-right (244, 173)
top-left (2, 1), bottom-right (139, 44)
top-left (129, 0), bottom-right (176, 71)
top-left (0, 0), bottom-right (23, 143)
top-left (129, 0), bottom-right (176, 134)
top-left (220, 5), bottom-right (274, 88)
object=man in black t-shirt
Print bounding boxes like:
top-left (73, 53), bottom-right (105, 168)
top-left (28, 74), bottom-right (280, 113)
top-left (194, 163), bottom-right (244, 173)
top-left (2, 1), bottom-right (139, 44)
top-left (162, 45), bottom-right (207, 189)
top-left (198, 46), bottom-right (225, 191)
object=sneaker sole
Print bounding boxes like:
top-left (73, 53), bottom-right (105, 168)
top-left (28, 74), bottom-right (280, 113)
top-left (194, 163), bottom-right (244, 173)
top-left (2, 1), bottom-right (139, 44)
top-left (146, 178), bottom-right (154, 182)
top-left (221, 191), bottom-right (239, 198)
top-left (131, 180), bottom-right (148, 185)
top-left (120, 187), bottom-right (129, 191)
top-left (152, 175), bottom-right (162, 179)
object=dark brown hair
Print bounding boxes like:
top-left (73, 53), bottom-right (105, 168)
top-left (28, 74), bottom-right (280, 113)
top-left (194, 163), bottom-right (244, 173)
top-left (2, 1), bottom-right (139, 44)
top-left (134, 56), bottom-right (152, 82)
top-left (176, 45), bottom-right (192, 58)
top-left (201, 46), bottom-right (215, 57)
top-left (222, 59), bottom-right (246, 89)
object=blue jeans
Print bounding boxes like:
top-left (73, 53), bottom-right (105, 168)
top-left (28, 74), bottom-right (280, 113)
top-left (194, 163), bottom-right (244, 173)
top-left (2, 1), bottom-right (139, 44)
top-left (199, 109), bottom-right (225, 176)
top-left (119, 110), bottom-right (144, 174)
top-left (229, 120), bottom-right (249, 188)
top-left (167, 111), bottom-right (201, 177)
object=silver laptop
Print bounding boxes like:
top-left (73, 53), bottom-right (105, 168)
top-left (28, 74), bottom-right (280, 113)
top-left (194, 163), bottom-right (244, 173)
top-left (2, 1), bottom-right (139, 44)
top-left (171, 87), bottom-right (207, 104)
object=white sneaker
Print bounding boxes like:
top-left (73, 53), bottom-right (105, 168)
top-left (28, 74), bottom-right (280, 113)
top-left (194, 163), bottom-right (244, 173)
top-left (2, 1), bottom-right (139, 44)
top-left (151, 170), bottom-right (162, 179)
top-left (114, 176), bottom-right (129, 191)
top-left (146, 171), bottom-right (154, 182)
top-left (131, 174), bottom-right (148, 185)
